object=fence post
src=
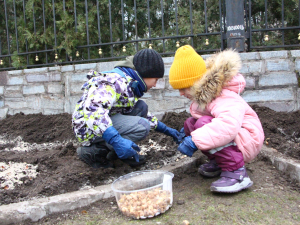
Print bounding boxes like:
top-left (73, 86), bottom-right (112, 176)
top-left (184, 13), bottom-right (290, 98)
top-left (225, 0), bottom-right (245, 52)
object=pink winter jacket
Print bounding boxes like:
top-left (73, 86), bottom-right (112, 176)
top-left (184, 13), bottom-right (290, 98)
top-left (190, 50), bottom-right (264, 163)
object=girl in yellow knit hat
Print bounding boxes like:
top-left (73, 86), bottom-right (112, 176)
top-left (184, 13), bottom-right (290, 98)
top-left (169, 45), bottom-right (264, 193)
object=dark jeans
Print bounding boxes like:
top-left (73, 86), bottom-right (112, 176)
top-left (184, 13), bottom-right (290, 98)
top-left (184, 116), bottom-right (244, 171)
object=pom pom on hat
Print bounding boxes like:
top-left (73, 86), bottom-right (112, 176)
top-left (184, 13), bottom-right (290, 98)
top-left (133, 49), bottom-right (164, 78)
top-left (169, 45), bottom-right (206, 89)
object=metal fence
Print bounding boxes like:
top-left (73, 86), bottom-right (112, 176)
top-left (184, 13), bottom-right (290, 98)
top-left (247, 0), bottom-right (300, 50)
top-left (0, 0), bottom-right (299, 71)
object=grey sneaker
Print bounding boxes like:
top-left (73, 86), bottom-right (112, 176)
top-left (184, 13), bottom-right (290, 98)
top-left (198, 159), bottom-right (222, 178)
top-left (77, 144), bottom-right (113, 168)
top-left (210, 166), bottom-right (253, 193)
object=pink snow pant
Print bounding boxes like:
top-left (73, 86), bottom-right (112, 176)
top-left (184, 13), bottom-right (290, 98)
top-left (184, 116), bottom-right (244, 171)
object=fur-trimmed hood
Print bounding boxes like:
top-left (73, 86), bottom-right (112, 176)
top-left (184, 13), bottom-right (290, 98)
top-left (191, 49), bottom-right (243, 109)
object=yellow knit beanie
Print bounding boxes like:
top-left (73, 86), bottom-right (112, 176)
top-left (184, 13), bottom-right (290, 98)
top-left (169, 45), bottom-right (206, 89)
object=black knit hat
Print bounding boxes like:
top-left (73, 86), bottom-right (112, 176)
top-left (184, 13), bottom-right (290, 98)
top-left (133, 49), bottom-right (165, 78)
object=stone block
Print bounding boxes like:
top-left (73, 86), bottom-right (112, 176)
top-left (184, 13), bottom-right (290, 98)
top-left (43, 109), bottom-right (64, 115)
top-left (41, 96), bottom-right (64, 110)
top-left (7, 76), bottom-right (24, 85)
top-left (64, 95), bottom-right (81, 113)
top-left (12, 109), bottom-right (42, 115)
top-left (291, 50), bottom-right (300, 58)
top-left (26, 73), bottom-right (61, 83)
top-left (240, 61), bottom-right (263, 74)
top-left (152, 78), bottom-right (165, 89)
top-left (75, 63), bottom-right (97, 71)
top-left (4, 86), bottom-right (22, 98)
top-left (295, 59), bottom-right (300, 71)
top-left (165, 81), bottom-right (173, 90)
top-left (61, 65), bottom-right (74, 72)
top-left (162, 57), bottom-right (174, 64)
top-left (164, 90), bottom-right (181, 97)
top-left (0, 100), bottom-right (4, 107)
top-left (201, 54), bottom-right (212, 60)
top-left (266, 60), bottom-right (290, 71)
top-left (141, 90), bottom-right (163, 100)
top-left (48, 83), bottom-right (63, 94)
top-left (23, 85), bottom-right (45, 95)
top-left (164, 65), bottom-right (171, 76)
top-left (49, 66), bottom-right (60, 71)
top-left (0, 71), bottom-right (8, 85)
top-left (253, 101), bottom-right (296, 112)
top-left (242, 88), bottom-right (294, 102)
top-left (298, 89), bottom-right (300, 110)
top-left (0, 108), bottom-right (8, 119)
top-left (70, 74), bottom-right (87, 82)
top-left (26, 96), bottom-right (41, 109)
top-left (141, 93), bottom-right (152, 98)
top-left (5, 98), bottom-right (27, 108)
top-left (70, 83), bottom-right (84, 95)
top-left (97, 61), bottom-right (116, 72)
top-left (24, 67), bottom-right (48, 74)
top-left (143, 98), bottom-right (186, 112)
top-left (163, 57), bottom-right (174, 64)
top-left (245, 76), bottom-right (255, 89)
top-left (8, 70), bottom-right (23, 75)
top-left (260, 51), bottom-right (288, 59)
top-left (0, 86), bottom-right (3, 95)
top-left (239, 52), bottom-right (260, 61)
top-left (259, 73), bottom-right (298, 87)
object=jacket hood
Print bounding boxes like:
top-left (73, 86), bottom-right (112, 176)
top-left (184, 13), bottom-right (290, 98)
top-left (114, 56), bottom-right (135, 69)
top-left (191, 49), bottom-right (242, 109)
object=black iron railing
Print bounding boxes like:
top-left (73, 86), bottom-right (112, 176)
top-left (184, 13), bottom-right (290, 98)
top-left (247, 0), bottom-right (300, 50)
top-left (0, 0), bottom-right (300, 71)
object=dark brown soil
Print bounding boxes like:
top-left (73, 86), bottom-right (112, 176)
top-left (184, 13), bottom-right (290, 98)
top-left (0, 105), bottom-right (300, 206)
top-left (252, 105), bottom-right (300, 160)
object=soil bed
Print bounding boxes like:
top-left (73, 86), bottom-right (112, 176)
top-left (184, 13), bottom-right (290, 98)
top-left (0, 105), bottom-right (299, 206)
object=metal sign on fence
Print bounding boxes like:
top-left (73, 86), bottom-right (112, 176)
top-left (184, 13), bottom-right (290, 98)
top-left (226, 0), bottom-right (245, 52)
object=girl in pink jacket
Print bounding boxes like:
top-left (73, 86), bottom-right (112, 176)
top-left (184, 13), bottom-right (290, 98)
top-left (169, 45), bottom-right (264, 193)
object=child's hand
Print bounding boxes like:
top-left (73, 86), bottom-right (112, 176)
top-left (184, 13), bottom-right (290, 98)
top-left (156, 121), bottom-right (183, 144)
top-left (177, 127), bottom-right (186, 144)
top-left (178, 136), bottom-right (198, 157)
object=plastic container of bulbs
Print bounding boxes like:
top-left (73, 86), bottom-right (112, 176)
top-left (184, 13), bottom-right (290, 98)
top-left (111, 170), bottom-right (174, 219)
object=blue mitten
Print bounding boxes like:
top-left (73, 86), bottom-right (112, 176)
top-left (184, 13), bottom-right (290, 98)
top-left (102, 126), bottom-right (140, 162)
top-left (178, 136), bottom-right (198, 157)
top-left (177, 127), bottom-right (186, 143)
top-left (156, 121), bottom-right (181, 144)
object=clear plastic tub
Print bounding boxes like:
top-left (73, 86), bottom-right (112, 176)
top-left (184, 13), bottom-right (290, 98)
top-left (111, 170), bottom-right (174, 219)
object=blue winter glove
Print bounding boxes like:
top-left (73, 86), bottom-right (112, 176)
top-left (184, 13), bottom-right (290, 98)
top-left (155, 121), bottom-right (181, 144)
top-left (102, 126), bottom-right (141, 162)
top-left (178, 136), bottom-right (198, 157)
top-left (177, 127), bottom-right (186, 143)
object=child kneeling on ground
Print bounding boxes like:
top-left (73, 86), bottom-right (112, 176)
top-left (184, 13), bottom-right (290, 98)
top-left (169, 45), bottom-right (264, 193)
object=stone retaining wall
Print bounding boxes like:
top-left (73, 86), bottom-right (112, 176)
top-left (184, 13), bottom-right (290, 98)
top-left (0, 50), bottom-right (299, 119)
